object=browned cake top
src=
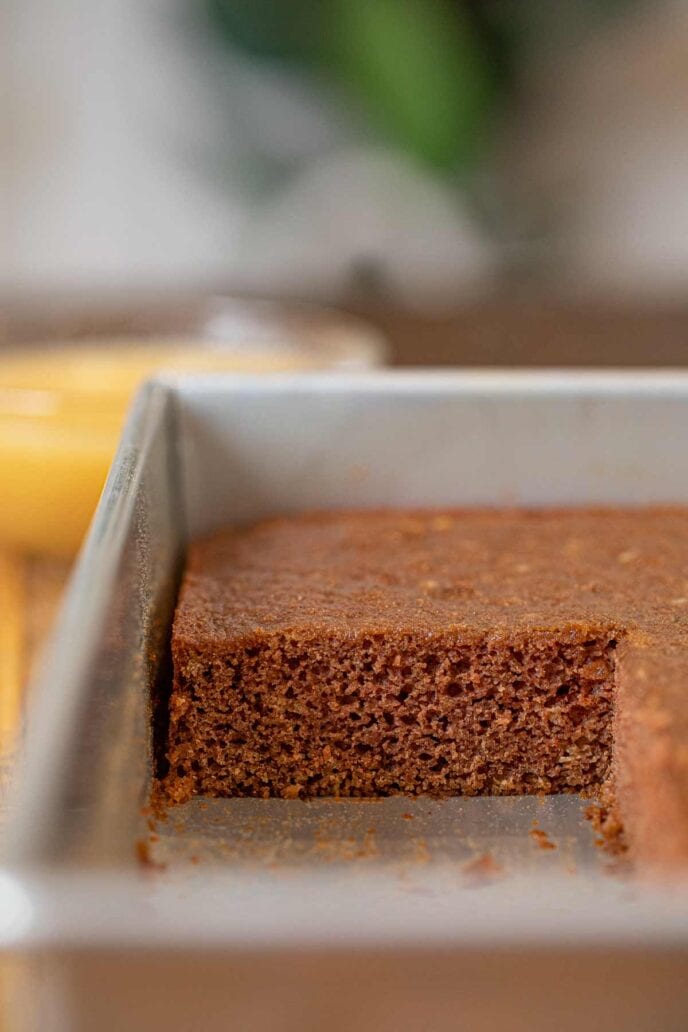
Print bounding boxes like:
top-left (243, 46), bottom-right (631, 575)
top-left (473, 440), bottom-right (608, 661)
top-left (174, 508), bottom-right (688, 648)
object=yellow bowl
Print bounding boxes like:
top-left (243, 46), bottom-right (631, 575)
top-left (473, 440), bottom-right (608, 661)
top-left (0, 305), bottom-right (385, 555)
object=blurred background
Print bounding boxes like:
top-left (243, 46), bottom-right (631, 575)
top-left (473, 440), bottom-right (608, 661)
top-left (2, 0), bottom-right (688, 318)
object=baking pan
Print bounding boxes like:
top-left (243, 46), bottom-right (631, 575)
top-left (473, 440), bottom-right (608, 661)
top-left (4, 371), bottom-right (688, 1032)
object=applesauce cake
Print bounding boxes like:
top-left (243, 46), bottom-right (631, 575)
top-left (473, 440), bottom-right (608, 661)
top-left (166, 509), bottom-right (688, 869)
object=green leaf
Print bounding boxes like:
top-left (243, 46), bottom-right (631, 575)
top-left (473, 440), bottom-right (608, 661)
top-left (325, 0), bottom-right (497, 172)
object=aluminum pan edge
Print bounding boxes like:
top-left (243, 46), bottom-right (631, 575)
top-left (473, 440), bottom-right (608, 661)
top-left (5, 381), bottom-right (180, 866)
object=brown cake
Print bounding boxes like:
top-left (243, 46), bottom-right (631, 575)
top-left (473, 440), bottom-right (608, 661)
top-left (166, 509), bottom-right (688, 870)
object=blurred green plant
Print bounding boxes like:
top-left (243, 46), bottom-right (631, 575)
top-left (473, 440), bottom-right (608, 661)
top-left (327, 0), bottom-right (496, 172)
top-left (206, 0), bottom-right (637, 177)
top-left (207, 0), bottom-right (498, 175)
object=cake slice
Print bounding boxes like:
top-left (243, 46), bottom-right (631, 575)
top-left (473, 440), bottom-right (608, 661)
top-left (166, 508), bottom-right (688, 870)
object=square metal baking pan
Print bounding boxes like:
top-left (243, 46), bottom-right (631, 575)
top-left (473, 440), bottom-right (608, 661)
top-left (4, 371), bottom-right (688, 1031)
